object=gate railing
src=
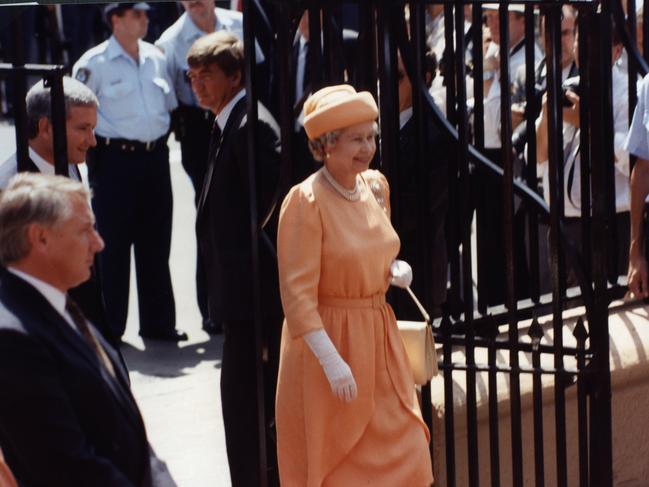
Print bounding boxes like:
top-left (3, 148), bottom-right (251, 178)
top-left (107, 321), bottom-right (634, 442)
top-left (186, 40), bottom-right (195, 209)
top-left (261, 1), bottom-right (634, 485)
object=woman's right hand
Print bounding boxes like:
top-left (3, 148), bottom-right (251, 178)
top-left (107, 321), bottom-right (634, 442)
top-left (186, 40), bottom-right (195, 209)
top-left (320, 353), bottom-right (358, 402)
top-left (303, 328), bottom-right (358, 402)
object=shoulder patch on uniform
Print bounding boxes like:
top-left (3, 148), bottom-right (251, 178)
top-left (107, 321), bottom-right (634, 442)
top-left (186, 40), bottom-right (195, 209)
top-left (75, 68), bottom-right (90, 84)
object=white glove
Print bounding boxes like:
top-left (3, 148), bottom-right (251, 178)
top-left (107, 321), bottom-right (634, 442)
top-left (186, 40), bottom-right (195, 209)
top-left (390, 259), bottom-right (413, 289)
top-left (303, 328), bottom-right (357, 402)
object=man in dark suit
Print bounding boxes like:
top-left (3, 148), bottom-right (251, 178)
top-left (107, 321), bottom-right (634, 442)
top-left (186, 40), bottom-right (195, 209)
top-left (187, 31), bottom-right (281, 487)
top-left (0, 173), bottom-right (171, 486)
top-left (0, 76), bottom-right (114, 344)
top-left (392, 52), bottom-right (449, 319)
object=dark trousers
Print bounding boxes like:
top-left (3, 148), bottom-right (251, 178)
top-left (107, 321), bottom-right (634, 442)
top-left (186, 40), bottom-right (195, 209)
top-left (176, 105), bottom-right (213, 322)
top-left (221, 318), bottom-right (280, 487)
top-left (87, 142), bottom-right (175, 338)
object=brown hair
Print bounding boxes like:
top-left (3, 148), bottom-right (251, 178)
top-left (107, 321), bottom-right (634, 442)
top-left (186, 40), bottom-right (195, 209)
top-left (187, 31), bottom-right (245, 84)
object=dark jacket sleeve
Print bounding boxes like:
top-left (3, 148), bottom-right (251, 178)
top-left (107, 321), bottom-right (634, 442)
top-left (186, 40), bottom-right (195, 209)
top-left (0, 331), bottom-right (137, 487)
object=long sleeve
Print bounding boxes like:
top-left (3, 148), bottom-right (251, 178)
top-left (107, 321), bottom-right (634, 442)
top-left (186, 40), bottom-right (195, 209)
top-left (277, 185), bottom-right (325, 338)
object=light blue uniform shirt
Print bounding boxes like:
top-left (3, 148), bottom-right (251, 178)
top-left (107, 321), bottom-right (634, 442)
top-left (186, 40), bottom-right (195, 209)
top-left (626, 73), bottom-right (649, 160)
top-left (155, 7), bottom-right (264, 107)
top-left (73, 36), bottom-right (177, 142)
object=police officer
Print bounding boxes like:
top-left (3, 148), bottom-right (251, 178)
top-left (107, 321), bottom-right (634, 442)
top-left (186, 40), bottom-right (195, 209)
top-left (73, 2), bottom-right (186, 342)
top-left (155, 0), bottom-right (258, 335)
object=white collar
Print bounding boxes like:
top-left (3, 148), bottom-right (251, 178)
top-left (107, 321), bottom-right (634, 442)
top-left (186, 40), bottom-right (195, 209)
top-left (216, 89), bottom-right (246, 131)
top-left (28, 146), bottom-right (56, 175)
top-left (106, 36), bottom-right (148, 64)
top-left (180, 12), bottom-right (210, 42)
top-left (181, 8), bottom-right (237, 42)
top-left (7, 267), bottom-right (67, 317)
top-left (399, 107), bottom-right (413, 129)
top-left (27, 146), bottom-right (79, 180)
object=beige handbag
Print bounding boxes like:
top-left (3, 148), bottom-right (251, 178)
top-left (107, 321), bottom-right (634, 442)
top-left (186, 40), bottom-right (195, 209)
top-left (397, 287), bottom-right (439, 386)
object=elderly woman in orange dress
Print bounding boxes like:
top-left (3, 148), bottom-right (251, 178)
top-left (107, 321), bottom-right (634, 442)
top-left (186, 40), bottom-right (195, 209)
top-left (275, 84), bottom-right (433, 487)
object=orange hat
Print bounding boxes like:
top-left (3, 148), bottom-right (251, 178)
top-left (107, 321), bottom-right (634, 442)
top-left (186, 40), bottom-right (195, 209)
top-left (303, 84), bottom-right (378, 140)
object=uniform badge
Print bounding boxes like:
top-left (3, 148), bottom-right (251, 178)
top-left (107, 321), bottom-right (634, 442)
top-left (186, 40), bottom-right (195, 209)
top-left (75, 68), bottom-right (90, 84)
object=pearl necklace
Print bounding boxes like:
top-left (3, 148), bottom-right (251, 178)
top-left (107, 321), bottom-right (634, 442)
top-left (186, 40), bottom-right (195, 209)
top-left (321, 166), bottom-right (362, 201)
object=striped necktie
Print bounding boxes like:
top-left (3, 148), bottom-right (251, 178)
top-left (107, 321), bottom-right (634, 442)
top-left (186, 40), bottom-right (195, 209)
top-left (65, 296), bottom-right (116, 378)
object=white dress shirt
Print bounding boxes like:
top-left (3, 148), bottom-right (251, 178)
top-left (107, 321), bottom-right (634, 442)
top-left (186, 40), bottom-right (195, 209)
top-left (6, 267), bottom-right (79, 333)
top-left (540, 64), bottom-right (630, 217)
top-left (0, 147), bottom-right (80, 190)
top-left (216, 89), bottom-right (246, 131)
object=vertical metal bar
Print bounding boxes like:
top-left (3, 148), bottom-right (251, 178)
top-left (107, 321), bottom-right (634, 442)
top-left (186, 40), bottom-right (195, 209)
top-left (577, 10), bottom-right (593, 286)
top-left (276, 1), bottom-right (295, 196)
top-left (529, 318), bottom-right (545, 487)
top-left (11, 7), bottom-right (29, 173)
top-left (406, 2), bottom-right (434, 454)
top-left (46, 70), bottom-right (68, 176)
top-left (443, 3), bottom-right (457, 126)
top-left (442, 315), bottom-right (456, 487)
top-left (472, 5), bottom-right (485, 151)
top-left (455, 3), bottom-right (478, 486)
top-left (573, 318), bottom-right (589, 487)
top-left (308, 4), bottom-right (323, 90)
top-left (543, 6), bottom-right (568, 485)
top-left (485, 319), bottom-right (500, 487)
top-left (321, 3), bottom-right (343, 84)
top-left (524, 4), bottom-right (540, 303)
top-left (355, 1), bottom-right (377, 95)
top-left (644, 1), bottom-right (649, 64)
top-left (585, 4), bottom-right (614, 486)
top-left (628, 0), bottom-right (639, 174)
top-left (242, 2), bottom-right (267, 486)
top-left (498, 4), bottom-right (523, 485)
top-left (376, 2), bottom-right (399, 195)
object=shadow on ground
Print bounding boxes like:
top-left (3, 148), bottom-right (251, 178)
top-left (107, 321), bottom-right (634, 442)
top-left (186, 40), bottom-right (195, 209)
top-left (121, 335), bottom-right (224, 378)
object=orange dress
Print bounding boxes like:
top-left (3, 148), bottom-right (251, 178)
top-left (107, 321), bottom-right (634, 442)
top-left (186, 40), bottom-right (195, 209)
top-left (275, 168), bottom-right (433, 487)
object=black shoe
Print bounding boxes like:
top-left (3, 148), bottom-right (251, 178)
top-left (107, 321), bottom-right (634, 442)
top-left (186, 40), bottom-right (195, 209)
top-left (139, 329), bottom-right (189, 342)
top-left (202, 319), bottom-right (223, 335)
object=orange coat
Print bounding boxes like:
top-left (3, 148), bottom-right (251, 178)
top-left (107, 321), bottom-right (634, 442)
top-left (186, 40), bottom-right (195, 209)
top-left (276, 169), bottom-right (433, 487)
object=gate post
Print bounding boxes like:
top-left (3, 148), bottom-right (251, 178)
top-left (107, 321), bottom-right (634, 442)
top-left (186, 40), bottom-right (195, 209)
top-left (584, 4), bottom-right (614, 486)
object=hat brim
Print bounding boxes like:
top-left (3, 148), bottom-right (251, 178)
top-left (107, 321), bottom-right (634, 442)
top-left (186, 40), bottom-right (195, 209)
top-left (303, 92), bottom-right (378, 140)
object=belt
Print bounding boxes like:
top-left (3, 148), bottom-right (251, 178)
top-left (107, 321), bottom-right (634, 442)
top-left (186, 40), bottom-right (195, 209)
top-left (319, 293), bottom-right (386, 309)
top-left (96, 135), bottom-right (165, 153)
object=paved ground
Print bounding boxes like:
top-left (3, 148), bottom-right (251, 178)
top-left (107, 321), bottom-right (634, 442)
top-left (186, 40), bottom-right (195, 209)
top-left (0, 123), bottom-right (231, 486)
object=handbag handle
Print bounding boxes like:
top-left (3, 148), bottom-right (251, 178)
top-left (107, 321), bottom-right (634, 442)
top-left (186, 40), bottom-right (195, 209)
top-left (405, 286), bottom-right (431, 325)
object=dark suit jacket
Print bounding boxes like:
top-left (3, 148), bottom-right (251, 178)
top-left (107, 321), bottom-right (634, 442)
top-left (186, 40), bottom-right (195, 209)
top-left (196, 96), bottom-right (282, 323)
top-left (0, 269), bottom-right (152, 487)
top-left (392, 114), bottom-right (449, 318)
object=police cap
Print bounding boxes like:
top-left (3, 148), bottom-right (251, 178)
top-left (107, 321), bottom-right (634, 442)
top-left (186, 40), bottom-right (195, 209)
top-left (104, 2), bottom-right (151, 23)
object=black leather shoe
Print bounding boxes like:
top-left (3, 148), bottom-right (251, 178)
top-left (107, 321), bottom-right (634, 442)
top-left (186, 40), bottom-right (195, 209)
top-left (202, 319), bottom-right (223, 335)
top-left (139, 330), bottom-right (189, 342)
